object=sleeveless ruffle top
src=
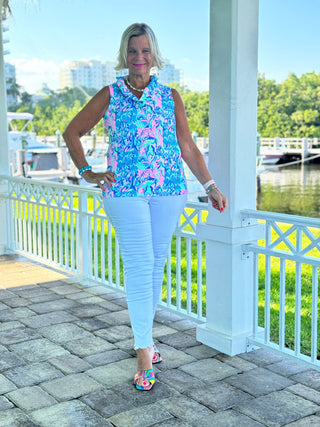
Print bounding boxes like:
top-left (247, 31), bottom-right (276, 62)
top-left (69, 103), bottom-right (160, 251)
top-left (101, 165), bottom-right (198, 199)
top-left (103, 76), bottom-right (188, 197)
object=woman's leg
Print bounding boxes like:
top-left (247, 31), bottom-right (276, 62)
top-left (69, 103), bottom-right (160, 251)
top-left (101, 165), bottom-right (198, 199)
top-left (103, 197), bottom-right (154, 351)
top-left (149, 194), bottom-right (187, 315)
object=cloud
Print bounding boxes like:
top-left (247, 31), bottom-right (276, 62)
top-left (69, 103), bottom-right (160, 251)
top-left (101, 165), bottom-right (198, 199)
top-left (179, 57), bottom-right (192, 64)
top-left (9, 58), bottom-right (61, 93)
top-left (183, 76), bottom-right (209, 92)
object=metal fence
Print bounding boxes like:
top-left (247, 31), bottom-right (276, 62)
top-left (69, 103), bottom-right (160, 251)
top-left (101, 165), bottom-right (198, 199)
top-left (241, 209), bottom-right (320, 369)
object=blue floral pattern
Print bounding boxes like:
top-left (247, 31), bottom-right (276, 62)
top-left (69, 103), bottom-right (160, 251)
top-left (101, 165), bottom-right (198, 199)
top-left (103, 76), bottom-right (188, 197)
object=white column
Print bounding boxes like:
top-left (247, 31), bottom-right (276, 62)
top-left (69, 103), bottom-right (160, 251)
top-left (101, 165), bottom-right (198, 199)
top-left (0, 17), bottom-right (10, 254)
top-left (196, 0), bottom-right (263, 355)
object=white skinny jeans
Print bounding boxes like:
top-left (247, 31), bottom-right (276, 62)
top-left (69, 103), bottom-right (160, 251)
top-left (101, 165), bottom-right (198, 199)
top-left (103, 194), bottom-right (187, 349)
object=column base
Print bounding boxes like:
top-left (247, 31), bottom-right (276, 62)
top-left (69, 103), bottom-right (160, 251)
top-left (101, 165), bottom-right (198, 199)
top-left (196, 323), bottom-right (252, 356)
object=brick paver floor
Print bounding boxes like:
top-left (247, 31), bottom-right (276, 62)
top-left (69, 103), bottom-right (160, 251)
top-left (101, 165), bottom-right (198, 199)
top-left (0, 254), bottom-right (319, 426)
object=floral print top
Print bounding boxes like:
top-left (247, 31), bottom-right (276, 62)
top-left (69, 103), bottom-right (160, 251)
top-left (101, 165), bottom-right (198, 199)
top-left (103, 76), bottom-right (188, 197)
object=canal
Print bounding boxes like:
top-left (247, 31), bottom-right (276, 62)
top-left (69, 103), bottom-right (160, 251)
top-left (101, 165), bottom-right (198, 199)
top-left (257, 164), bottom-right (320, 218)
top-left (186, 162), bottom-right (320, 219)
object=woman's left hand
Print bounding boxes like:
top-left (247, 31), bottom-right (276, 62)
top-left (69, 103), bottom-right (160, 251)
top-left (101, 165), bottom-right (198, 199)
top-left (208, 188), bottom-right (228, 213)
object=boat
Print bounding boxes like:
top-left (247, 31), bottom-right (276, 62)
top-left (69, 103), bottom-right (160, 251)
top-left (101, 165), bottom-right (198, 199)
top-left (259, 146), bottom-right (284, 165)
top-left (8, 113), bottom-right (108, 183)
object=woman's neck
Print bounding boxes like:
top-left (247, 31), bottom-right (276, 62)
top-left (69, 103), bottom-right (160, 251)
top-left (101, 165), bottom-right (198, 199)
top-left (127, 73), bottom-right (150, 90)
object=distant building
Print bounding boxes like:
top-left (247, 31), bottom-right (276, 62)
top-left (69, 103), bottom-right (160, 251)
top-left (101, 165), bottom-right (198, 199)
top-left (32, 83), bottom-right (52, 104)
top-left (59, 59), bottom-right (182, 91)
top-left (59, 60), bottom-right (117, 90)
top-left (5, 62), bottom-right (17, 107)
top-left (157, 61), bottom-right (181, 85)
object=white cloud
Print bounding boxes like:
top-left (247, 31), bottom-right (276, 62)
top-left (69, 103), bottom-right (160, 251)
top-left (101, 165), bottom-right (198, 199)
top-left (9, 58), bottom-right (61, 93)
top-left (183, 76), bottom-right (209, 92)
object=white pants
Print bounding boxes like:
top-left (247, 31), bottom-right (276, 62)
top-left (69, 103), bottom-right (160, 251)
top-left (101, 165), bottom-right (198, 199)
top-left (103, 194), bottom-right (187, 349)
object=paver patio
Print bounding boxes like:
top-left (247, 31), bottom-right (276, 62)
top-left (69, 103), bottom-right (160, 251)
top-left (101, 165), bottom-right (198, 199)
top-left (0, 254), bottom-right (319, 426)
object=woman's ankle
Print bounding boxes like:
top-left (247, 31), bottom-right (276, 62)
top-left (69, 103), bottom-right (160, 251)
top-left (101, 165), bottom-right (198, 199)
top-left (136, 346), bottom-right (153, 370)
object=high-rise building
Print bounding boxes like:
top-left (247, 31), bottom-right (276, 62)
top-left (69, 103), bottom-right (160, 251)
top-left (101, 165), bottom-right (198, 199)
top-left (157, 61), bottom-right (181, 85)
top-left (32, 83), bottom-right (52, 104)
top-left (59, 60), bottom-right (117, 90)
top-left (5, 62), bottom-right (17, 107)
top-left (60, 59), bottom-right (182, 90)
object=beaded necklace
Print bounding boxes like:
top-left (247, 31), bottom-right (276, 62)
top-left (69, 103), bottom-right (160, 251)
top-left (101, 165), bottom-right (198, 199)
top-left (125, 77), bottom-right (150, 92)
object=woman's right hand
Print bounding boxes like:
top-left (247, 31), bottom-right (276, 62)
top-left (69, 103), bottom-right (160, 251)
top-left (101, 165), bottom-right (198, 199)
top-left (81, 170), bottom-right (116, 191)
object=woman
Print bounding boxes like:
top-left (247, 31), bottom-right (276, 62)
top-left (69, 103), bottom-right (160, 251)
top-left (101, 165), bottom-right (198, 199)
top-left (63, 23), bottom-right (228, 391)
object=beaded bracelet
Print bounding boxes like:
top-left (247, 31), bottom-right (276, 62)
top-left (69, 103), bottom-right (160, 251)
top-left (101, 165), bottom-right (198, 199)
top-left (206, 185), bottom-right (217, 194)
top-left (79, 165), bottom-right (92, 175)
top-left (203, 179), bottom-right (216, 192)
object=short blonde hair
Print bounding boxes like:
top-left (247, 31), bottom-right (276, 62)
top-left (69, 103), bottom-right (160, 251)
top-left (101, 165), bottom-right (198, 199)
top-left (115, 23), bottom-right (164, 70)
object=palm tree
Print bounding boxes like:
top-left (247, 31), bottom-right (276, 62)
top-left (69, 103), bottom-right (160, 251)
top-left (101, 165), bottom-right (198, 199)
top-left (1, 1), bottom-right (11, 22)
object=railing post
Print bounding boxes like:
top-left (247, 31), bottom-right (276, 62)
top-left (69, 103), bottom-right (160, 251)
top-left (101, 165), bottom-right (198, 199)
top-left (0, 19), bottom-right (10, 254)
top-left (275, 137), bottom-right (280, 149)
top-left (78, 191), bottom-right (89, 281)
top-left (57, 147), bottom-right (68, 172)
top-left (302, 138), bottom-right (309, 162)
top-left (0, 179), bottom-right (9, 254)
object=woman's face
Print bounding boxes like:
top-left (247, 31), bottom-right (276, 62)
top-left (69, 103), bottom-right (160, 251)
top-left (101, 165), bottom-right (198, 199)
top-left (126, 35), bottom-right (153, 76)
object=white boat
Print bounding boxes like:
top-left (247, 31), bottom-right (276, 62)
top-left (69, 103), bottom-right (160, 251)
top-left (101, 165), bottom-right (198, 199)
top-left (8, 112), bottom-right (62, 179)
top-left (8, 113), bottom-right (107, 182)
top-left (259, 146), bottom-right (284, 165)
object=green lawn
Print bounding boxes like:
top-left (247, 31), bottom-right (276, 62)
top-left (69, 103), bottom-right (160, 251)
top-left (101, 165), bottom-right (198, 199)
top-left (15, 194), bottom-right (319, 358)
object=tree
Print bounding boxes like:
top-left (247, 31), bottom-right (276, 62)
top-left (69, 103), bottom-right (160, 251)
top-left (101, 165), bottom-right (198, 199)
top-left (6, 76), bottom-right (20, 105)
top-left (169, 83), bottom-right (209, 136)
top-left (19, 91), bottom-right (33, 109)
top-left (182, 90), bottom-right (209, 137)
top-left (257, 72), bottom-right (320, 137)
top-left (1, 0), bottom-right (11, 21)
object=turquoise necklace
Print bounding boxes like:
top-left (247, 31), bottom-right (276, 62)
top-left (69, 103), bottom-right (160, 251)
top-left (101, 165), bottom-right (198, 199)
top-left (125, 77), bottom-right (150, 92)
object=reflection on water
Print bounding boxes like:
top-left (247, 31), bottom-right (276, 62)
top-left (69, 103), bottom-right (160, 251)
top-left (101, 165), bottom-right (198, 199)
top-left (186, 161), bottom-right (320, 218)
top-left (257, 164), bottom-right (320, 218)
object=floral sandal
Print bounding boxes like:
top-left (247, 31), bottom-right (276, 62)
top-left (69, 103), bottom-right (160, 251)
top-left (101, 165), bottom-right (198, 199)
top-left (152, 344), bottom-right (163, 364)
top-left (134, 369), bottom-right (155, 391)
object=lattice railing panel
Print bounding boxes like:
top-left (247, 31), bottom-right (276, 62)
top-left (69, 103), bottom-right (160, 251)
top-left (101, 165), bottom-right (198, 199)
top-left (2, 176), bottom-right (208, 321)
top-left (242, 209), bottom-right (320, 370)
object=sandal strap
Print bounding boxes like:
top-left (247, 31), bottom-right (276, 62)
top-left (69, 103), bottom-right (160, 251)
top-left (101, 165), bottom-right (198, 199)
top-left (134, 369), bottom-right (155, 390)
top-left (134, 369), bottom-right (155, 384)
top-left (153, 345), bottom-right (163, 364)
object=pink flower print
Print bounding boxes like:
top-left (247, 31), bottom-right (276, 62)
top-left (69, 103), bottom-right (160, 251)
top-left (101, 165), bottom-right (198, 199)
top-left (157, 129), bottom-right (163, 147)
top-left (158, 170), bottom-right (165, 187)
top-left (156, 96), bottom-right (162, 108)
top-left (137, 127), bottom-right (155, 139)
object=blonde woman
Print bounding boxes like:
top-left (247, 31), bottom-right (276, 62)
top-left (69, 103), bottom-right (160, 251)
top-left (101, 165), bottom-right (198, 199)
top-left (63, 23), bottom-right (228, 391)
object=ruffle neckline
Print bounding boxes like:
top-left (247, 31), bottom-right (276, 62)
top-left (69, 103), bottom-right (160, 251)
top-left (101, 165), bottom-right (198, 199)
top-left (116, 75), bottom-right (158, 102)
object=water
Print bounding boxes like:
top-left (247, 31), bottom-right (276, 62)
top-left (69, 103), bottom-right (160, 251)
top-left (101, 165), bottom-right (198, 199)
top-left (257, 164), bottom-right (320, 218)
top-left (187, 162), bottom-right (320, 219)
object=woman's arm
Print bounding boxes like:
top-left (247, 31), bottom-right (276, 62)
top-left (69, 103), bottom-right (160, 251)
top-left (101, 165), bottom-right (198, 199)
top-left (172, 88), bottom-right (228, 212)
top-left (63, 86), bottom-right (115, 190)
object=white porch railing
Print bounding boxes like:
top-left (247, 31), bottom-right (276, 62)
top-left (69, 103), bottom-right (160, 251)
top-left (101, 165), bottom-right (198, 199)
top-left (1, 176), bottom-right (207, 322)
top-left (241, 209), bottom-right (320, 369)
top-left (260, 137), bottom-right (320, 155)
top-left (1, 176), bottom-right (319, 369)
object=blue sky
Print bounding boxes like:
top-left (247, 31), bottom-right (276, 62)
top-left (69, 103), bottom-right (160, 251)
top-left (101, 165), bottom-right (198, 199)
top-left (4, 0), bottom-right (320, 93)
